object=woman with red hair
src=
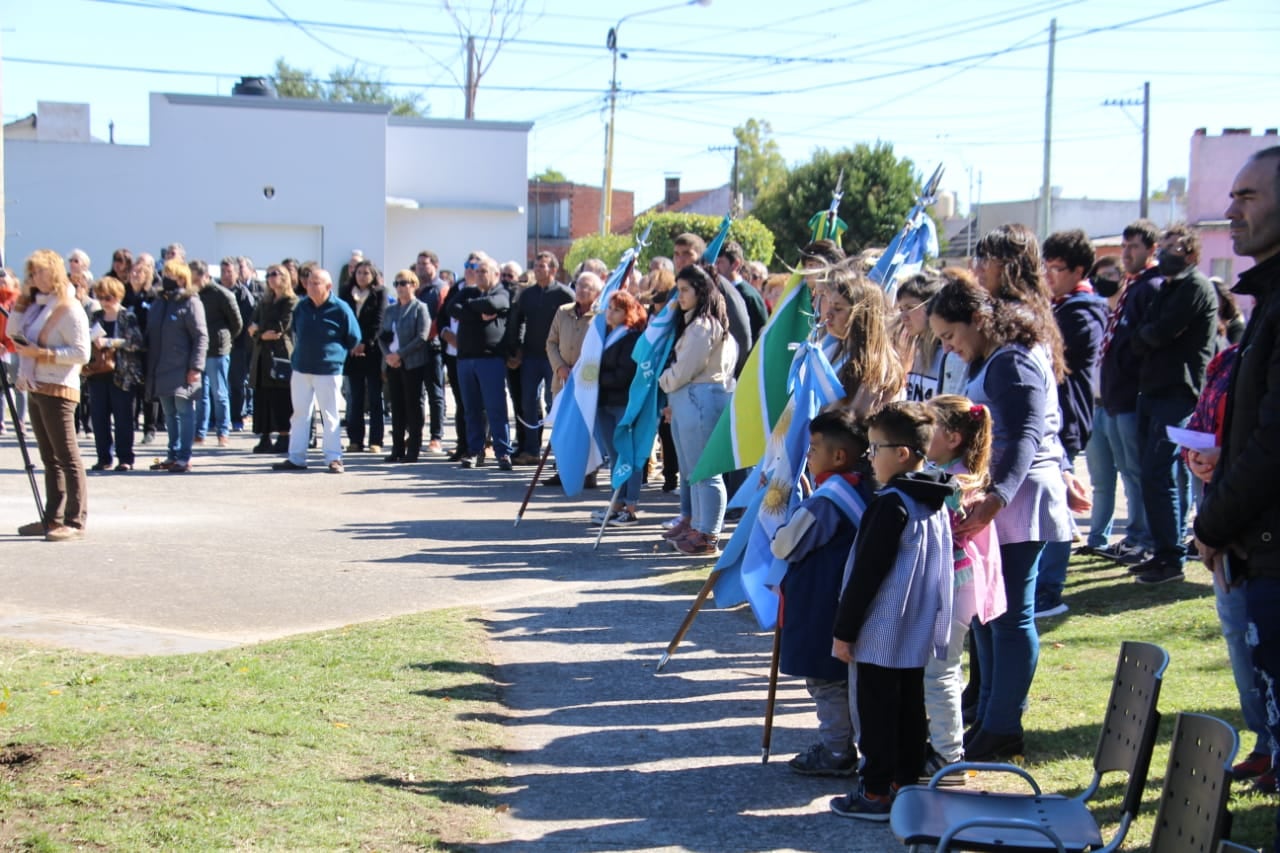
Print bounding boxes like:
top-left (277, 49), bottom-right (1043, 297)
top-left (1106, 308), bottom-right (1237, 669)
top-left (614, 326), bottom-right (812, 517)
top-left (592, 290), bottom-right (648, 526)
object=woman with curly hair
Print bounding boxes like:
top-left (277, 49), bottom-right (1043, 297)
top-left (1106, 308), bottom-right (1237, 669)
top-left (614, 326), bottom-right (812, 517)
top-left (927, 272), bottom-right (1071, 761)
top-left (10, 250), bottom-right (91, 540)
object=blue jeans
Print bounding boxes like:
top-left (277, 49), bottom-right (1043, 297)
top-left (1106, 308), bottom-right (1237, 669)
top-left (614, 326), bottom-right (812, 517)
top-left (595, 404), bottom-right (642, 507)
top-left (458, 357), bottom-right (512, 458)
top-left (519, 355), bottom-right (554, 456)
top-left (228, 338), bottom-right (251, 427)
top-left (974, 540), bottom-right (1046, 736)
top-left (1035, 540), bottom-right (1073, 608)
top-left (1244, 575), bottom-right (1280, 840)
top-left (1087, 406), bottom-right (1151, 549)
top-left (159, 395), bottom-right (196, 464)
top-left (1137, 393), bottom-right (1195, 563)
top-left (668, 382), bottom-right (729, 536)
top-left (196, 354), bottom-right (231, 439)
top-left (1219, 570), bottom-right (1271, 756)
top-left (88, 377), bottom-right (135, 466)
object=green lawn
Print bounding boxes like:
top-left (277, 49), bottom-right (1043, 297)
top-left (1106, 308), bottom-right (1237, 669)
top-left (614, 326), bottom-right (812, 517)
top-left (0, 610), bottom-right (505, 850)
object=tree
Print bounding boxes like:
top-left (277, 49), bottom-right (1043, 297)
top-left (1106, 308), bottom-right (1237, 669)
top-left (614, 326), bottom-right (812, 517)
top-left (271, 58), bottom-right (427, 118)
top-left (753, 141), bottom-right (920, 265)
top-left (441, 0), bottom-right (535, 119)
top-left (733, 118), bottom-right (787, 206)
top-left (629, 213), bottom-right (775, 271)
top-left (532, 168), bottom-right (568, 183)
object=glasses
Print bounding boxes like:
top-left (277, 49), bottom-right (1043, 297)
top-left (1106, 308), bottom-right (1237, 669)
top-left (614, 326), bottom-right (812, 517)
top-left (500, 274), bottom-right (516, 282)
top-left (865, 442), bottom-right (913, 458)
top-left (394, 280), bottom-right (414, 287)
top-left (266, 271), bottom-right (281, 279)
top-left (464, 261), bottom-right (479, 270)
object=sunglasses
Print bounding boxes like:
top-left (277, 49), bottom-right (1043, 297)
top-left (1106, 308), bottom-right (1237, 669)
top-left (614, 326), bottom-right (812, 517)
top-left (266, 271), bottom-right (282, 279)
top-left (464, 261), bottom-right (479, 270)
top-left (394, 280), bottom-right (414, 287)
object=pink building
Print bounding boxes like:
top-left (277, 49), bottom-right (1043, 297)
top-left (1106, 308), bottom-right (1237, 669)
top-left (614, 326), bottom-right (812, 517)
top-left (1188, 127), bottom-right (1279, 283)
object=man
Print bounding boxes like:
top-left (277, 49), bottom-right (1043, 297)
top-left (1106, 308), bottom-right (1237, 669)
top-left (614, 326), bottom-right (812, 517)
top-left (1195, 146), bottom-right (1280, 825)
top-left (272, 269), bottom-right (359, 474)
top-left (1088, 220), bottom-right (1164, 564)
top-left (440, 253), bottom-right (482, 461)
top-left (162, 243), bottom-right (186, 265)
top-left (506, 251), bottom-right (573, 464)
top-left (715, 240), bottom-right (768, 344)
top-left (239, 256), bottom-right (266, 299)
top-left (413, 249), bottom-right (449, 454)
top-left (1130, 224), bottom-right (1218, 584)
top-left (225, 257), bottom-right (258, 430)
top-left (543, 272), bottom-right (604, 487)
top-left (1035, 229), bottom-right (1108, 617)
top-left (672, 232), bottom-right (752, 377)
top-left (499, 261), bottom-right (529, 457)
top-left (451, 255), bottom-right (513, 470)
top-left (193, 260), bottom-right (243, 447)
top-left (68, 249), bottom-right (93, 283)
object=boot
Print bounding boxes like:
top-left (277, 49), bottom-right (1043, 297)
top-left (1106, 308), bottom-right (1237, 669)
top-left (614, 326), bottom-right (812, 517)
top-left (253, 436), bottom-right (274, 454)
top-left (274, 434), bottom-right (290, 453)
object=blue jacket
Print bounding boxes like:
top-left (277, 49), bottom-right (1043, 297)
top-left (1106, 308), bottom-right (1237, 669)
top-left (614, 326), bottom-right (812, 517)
top-left (291, 294), bottom-right (359, 375)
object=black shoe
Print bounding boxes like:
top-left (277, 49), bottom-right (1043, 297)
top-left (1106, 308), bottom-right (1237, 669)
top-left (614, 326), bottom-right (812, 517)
top-left (964, 728), bottom-right (1025, 762)
top-left (274, 435), bottom-right (290, 452)
top-left (1135, 559), bottom-right (1185, 585)
top-left (662, 477), bottom-right (678, 493)
top-left (253, 439), bottom-right (274, 454)
top-left (541, 473), bottom-right (562, 487)
top-left (272, 459), bottom-right (307, 471)
top-left (384, 454), bottom-right (404, 463)
top-left (459, 456), bottom-right (475, 469)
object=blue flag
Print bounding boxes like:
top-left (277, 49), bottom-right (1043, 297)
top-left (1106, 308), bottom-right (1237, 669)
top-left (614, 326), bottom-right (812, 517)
top-left (868, 163), bottom-right (943, 292)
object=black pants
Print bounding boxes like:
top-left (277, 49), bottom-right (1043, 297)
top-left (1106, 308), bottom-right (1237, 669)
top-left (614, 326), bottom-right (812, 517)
top-left (386, 364), bottom-right (426, 460)
top-left (443, 353), bottom-right (468, 455)
top-left (856, 662), bottom-right (926, 795)
top-left (344, 355), bottom-right (384, 448)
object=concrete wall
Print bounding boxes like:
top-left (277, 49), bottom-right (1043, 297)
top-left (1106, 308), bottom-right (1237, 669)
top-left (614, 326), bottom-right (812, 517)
top-left (1188, 129), bottom-right (1279, 225)
top-left (976, 196), bottom-right (1185, 242)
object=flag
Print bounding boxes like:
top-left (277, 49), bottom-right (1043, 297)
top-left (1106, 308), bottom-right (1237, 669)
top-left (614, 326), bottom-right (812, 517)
top-left (710, 339), bottom-right (846, 628)
top-left (704, 214), bottom-right (732, 263)
top-left (688, 272), bottom-right (812, 483)
top-left (547, 230), bottom-right (648, 496)
top-left (868, 163), bottom-right (944, 292)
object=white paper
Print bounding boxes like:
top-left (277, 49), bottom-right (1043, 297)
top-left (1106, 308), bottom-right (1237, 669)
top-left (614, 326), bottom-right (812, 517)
top-left (1166, 426), bottom-right (1217, 451)
top-left (89, 322), bottom-right (106, 340)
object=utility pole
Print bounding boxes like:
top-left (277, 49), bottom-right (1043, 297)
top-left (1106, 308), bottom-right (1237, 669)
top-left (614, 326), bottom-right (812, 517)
top-left (708, 143), bottom-right (739, 214)
top-left (1039, 17), bottom-right (1056, 241)
top-left (464, 36), bottom-right (477, 119)
top-left (0, 28), bottom-right (6, 261)
top-left (1103, 81), bottom-right (1151, 217)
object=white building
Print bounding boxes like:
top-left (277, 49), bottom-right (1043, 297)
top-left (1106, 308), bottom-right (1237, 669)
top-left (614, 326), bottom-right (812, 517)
top-left (3, 92), bottom-right (532, 276)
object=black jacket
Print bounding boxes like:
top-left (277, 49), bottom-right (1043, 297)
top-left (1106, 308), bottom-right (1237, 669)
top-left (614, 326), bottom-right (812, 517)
top-left (1132, 265), bottom-right (1218, 402)
top-left (598, 328), bottom-right (641, 408)
top-left (1099, 266), bottom-right (1161, 413)
top-left (339, 283), bottom-right (387, 375)
top-left (198, 282), bottom-right (244, 358)
top-left (1054, 290), bottom-right (1108, 459)
top-left (506, 281), bottom-right (574, 359)
top-left (1194, 254), bottom-right (1280, 576)
top-left (450, 284), bottom-right (510, 358)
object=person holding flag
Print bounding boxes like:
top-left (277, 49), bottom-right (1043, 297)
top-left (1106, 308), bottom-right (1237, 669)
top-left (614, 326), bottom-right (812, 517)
top-left (589, 290), bottom-right (648, 526)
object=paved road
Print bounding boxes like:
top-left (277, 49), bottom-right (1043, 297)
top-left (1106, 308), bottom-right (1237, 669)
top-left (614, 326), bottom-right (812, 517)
top-left (0, 428), bottom-right (895, 851)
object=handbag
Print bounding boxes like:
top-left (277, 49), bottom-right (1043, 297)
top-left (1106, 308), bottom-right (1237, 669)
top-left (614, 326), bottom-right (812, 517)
top-left (82, 341), bottom-right (117, 377)
top-left (269, 354), bottom-right (293, 382)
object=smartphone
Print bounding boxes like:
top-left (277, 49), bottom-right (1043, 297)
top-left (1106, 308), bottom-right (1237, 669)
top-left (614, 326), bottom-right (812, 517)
top-left (11, 332), bottom-right (28, 346)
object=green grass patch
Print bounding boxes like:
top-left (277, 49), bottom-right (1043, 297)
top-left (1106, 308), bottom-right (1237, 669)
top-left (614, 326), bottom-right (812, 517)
top-left (0, 610), bottom-right (506, 850)
top-left (983, 553), bottom-right (1275, 850)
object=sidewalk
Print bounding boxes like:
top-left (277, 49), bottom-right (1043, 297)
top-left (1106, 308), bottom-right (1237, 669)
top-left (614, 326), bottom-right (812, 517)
top-left (0, 430), bottom-right (892, 851)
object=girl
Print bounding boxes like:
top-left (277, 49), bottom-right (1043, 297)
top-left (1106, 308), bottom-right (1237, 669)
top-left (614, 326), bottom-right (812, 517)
top-left (820, 266), bottom-right (905, 416)
top-left (592, 291), bottom-right (648, 525)
top-left (922, 394), bottom-right (1004, 776)
top-left (895, 271), bottom-right (966, 402)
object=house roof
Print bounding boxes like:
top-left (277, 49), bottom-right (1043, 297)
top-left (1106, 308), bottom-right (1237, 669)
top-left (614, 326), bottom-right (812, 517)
top-left (641, 188), bottom-right (716, 216)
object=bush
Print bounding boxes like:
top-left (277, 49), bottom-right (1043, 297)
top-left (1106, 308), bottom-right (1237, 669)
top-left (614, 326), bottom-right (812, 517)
top-left (563, 233), bottom-right (635, 276)
top-left (629, 212), bottom-right (775, 270)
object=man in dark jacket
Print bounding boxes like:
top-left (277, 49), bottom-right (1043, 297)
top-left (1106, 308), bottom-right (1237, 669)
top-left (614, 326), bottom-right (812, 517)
top-left (506, 251), bottom-right (573, 463)
top-left (1194, 145), bottom-right (1280, 833)
top-left (193, 259), bottom-right (243, 447)
top-left (413, 249), bottom-right (449, 454)
top-left (1130, 223), bottom-right (1218, 583)
top-left (450, 255), bottom-right (514, 470)
top-left (221, 257), bottom-right (256, 432)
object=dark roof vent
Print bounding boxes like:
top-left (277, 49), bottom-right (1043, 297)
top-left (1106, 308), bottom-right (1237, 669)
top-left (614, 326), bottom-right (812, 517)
top-left (232, 76), bottom-right (278, 98)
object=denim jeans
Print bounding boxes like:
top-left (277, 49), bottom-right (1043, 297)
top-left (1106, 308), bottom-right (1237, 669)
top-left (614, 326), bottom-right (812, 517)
top-left (519, 355), bottom-right (554, 456)
top-left (196, 354), bottom-right (231, 439)
top-left (924, 616), bottom-right (971, 762)
top-left (973, 540), bottom-right (1046, 736)
top-left (1087, 406), bottom-right (1151, 549)
top-left (1244, 575), bottom-right (1280, 840)
top-left (159, 394), bottom-right (196, 464)
top-left (88, 377), bottom-right (135, 466)
top-left (458, 356), bottom-right (512, 458)
top-left (806, 677), bottom-right (857, 756)
top-left (1137, 392), bottom-right (1195, 563)
top-left (1035, 541), bottom-right (1073, 608)
top-left (228, 338), bottom-right (251, 427)
top-left (668, 382), bottom-right (729, 536)
top-left (595, 403), bottom-right (642, 507)
top-left (1219, 570), bottom-right (1271, 756)
top-left (287, 372), bottom-right (344, 465)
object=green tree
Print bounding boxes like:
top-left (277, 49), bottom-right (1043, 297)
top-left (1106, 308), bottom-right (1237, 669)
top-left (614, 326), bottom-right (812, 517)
top-left (629, 212), bottom-right (774, 271)
top-left (733, 118), bottom-right (787, 205)
top-left (532, 168), bottom-right (568, 183)
top-left (753, 141), bottom-right (920, 265)
top-left (271, 58), bottom-right (427, 118)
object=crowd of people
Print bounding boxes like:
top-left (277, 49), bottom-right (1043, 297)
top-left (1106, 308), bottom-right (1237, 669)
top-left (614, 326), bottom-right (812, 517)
top-left (1, 144), bottom-right (1277, 839)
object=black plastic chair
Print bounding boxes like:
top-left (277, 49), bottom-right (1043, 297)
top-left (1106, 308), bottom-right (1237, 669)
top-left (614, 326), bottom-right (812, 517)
top-left (890, 640), bottom-right (1169, 852)
top-left (1149, 713), bottom-right (1237, 853)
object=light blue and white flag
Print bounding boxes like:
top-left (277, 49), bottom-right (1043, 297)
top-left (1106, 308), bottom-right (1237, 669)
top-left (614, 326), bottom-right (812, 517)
top-left (868, 163), bottom-right (944, 293)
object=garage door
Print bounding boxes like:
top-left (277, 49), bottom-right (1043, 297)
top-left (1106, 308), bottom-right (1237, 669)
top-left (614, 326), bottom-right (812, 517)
top-left (214, 223), bottom-right (324, 270)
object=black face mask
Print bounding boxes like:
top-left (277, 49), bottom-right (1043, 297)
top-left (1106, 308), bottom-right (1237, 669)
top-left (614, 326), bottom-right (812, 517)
top-left (161, 276), bottom-right (180, 294)
top-left (1092, 276), bottom-right (1122, 299)
top-left (1156, 250), bottom-right (1190, 278)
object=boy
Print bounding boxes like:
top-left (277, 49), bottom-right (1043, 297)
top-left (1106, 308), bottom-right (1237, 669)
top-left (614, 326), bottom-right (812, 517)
top-left (771, 410), bottom-right (875, 778)
top-left (829, 401), bottom-right (955, 821)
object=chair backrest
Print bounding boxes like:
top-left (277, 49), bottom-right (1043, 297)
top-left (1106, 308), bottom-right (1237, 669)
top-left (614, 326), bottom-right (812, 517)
top-left (1217, 841), bottom-right (1256, 852)
top-left (1093, 640), bottom-right (1169, 818)
top-left (1149, 712), bottom-right (1239, 853)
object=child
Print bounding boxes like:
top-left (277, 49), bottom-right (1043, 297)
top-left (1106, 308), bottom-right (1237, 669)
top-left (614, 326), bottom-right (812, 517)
top-left (770, 409), bottom-right (875, 778)
top-left (921, 395), bottom-right (1004, 781)
top-left (829, 401), bottom-right (955, 821)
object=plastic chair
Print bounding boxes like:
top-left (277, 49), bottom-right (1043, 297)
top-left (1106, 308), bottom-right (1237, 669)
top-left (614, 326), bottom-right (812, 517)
top-left (1148, 712), bottom-right (1238, 853)
top-left (890, 640), bottom-right (1169, 852)
top-left (1217, 841), bottom-right (1258, 852)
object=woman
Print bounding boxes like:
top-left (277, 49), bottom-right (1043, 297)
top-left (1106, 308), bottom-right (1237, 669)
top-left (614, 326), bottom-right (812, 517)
top-left (819, 266), bottom-right (905, 414)
top-left (659, 264), bottom-right (738, 556)
top-left (10, 249), bottom-right (91, 541)
top-left (340, 259), bottom-right (387, 453)
top-left (248, 265), bottom-right (297, 453)
top-left (593, 291), bottom-right (648, 525)
top-left (895, 270), bottom-right (967, 402)
top-left (971, 223), bottom-right (1066, 381)
top-left (927, 273), bottom-right (1071, 761)
top-left (380, 269), bottom-right (431, 463)
top-left (86, 276), bottom-right (146, 471)
top-left (145, 260), bottom-right (208, 473)
top-left (128, 254), bottom-right (161, 444)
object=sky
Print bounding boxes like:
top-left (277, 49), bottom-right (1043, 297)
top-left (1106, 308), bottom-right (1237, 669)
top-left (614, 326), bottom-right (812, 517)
top-left (3, 0), bottom-right (1278, 214)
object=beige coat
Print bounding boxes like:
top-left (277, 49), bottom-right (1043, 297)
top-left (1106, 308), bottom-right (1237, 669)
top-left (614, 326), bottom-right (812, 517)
top-left (658, 313), bottom-right (736, 394)
top-left (546, 303), bottom-right (597, 395)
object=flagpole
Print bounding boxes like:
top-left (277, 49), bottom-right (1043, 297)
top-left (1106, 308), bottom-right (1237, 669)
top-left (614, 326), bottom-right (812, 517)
top-left (513, 442), bottom-right (554, 527)
top-left (761, 616), bottom-right (782, 763)
top-left (655, 568), bottom-right (721, 672)
top-left (593, 485), bottom-right (624, 549)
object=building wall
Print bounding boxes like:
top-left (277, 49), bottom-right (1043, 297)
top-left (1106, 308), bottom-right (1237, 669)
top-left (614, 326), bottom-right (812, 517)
top-left (1187, 128), bottom-right (1279, 280)
top-left (975, 197), bottom-right (1185, 243)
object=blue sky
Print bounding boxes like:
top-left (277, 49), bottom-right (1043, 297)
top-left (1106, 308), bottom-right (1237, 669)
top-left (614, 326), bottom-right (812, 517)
top-left (3, 0), bottom-right (1277, 213)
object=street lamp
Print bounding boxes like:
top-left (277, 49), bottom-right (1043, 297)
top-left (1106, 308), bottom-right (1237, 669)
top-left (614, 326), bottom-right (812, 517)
top-left (599, 0), bottom-right (711, 235)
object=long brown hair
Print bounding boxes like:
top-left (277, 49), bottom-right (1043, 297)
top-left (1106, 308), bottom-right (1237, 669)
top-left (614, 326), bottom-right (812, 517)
top-left (927, 394), bottom-right (993, 497)
top-left (824, 266), bottom-right (905, 406)
top-left (974, 224), bottom-right (1065, 381)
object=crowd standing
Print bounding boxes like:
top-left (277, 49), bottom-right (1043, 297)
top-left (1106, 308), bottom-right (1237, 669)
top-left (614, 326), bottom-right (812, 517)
top-left (3, 145), bottom-right (1278, 841)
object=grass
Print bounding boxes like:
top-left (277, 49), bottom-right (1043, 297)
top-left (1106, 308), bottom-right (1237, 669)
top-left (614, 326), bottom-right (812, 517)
top-left (985, 551), bottom-right (1276, 851)
top-left (0, 610), bottom-right (506, 851)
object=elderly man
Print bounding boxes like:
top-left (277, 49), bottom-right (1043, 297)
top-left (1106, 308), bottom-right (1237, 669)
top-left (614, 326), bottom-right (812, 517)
top-left (450, 255), bottom-right (513, 470)
top-left (506, 251), bottom-right (573, 463)
top-left (543, 271), bottom-right (604, 487)
top-left (273, 268), bottom-right (359, 474)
